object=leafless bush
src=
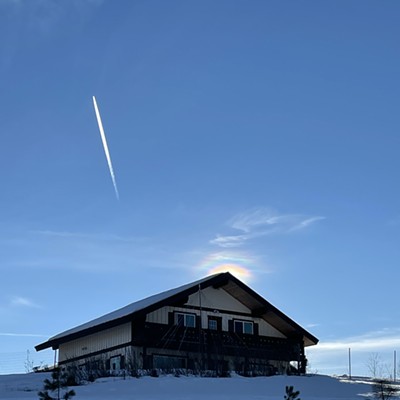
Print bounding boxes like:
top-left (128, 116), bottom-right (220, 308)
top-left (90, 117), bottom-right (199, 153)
top-left (367, 353), bottom-right (385, 379)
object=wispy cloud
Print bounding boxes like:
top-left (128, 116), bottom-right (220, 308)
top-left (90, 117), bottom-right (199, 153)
top-left (210, 233), bottom-right (257, 248)
top-left (10, 296), bottom-right (41, 308)
top-left (0, 0), bottom-right (21, 4)
top-left (314, 329), bottom-right (400, 352)
top-left (387, 215), bottom-right (400, 227)
top-left (0, 0), bottom-right (105, 34)
top-left (0, 332), bottom-right (48, 338)
top-left (32, 230), bottom-right (145, 243)
top-left (0, 0), bottom-right (105, 7)
top-left (287, 216), bottom-right (325, 232)
top-left (210, 207), bottom-right (325, 248)
top-left (1, 228), bottom-right (190, 274)
top-left (305, 323), bottom-right (321, 329)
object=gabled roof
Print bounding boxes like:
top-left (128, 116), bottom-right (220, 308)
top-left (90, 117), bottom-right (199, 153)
top-left (35, 272), bottom-right (318, 351)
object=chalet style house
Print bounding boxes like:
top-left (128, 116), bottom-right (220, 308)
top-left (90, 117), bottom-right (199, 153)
top-left (36, 272), bottom-right (318, 375)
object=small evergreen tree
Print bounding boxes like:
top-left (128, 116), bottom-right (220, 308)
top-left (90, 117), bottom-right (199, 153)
top-left (373, 379), bottom-right (399, 400)
top-left (284, 385), bottom-right (301, 400)
top-left (38, 369), bottom-right (76, 400)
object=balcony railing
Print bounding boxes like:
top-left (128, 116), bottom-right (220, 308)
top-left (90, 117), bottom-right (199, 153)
top-left (132, 322), bottom-right (301, 361)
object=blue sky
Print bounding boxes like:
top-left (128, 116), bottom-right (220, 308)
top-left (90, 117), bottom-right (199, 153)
top-left (1, 0), bottom-right (400, 376)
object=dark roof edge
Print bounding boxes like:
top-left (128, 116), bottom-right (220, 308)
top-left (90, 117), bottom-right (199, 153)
top-left (220, 273), bottom-right (319, 346)
top-left (35, 273), bottom-right (229, 351)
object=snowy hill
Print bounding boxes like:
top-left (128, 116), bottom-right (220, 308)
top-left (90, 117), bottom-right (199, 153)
top-left (0, 372), bottom-right (378, 400)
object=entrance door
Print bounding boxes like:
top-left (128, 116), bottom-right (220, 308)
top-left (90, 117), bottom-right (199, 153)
top-left (110, 356), bottom-right (121, 372)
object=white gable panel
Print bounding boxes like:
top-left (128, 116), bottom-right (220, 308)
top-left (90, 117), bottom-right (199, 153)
top-left (187, 287), bottom-right (250, 313)
top-left (258, 319), bottom-right (286, 338)
top-left (146, 287), bottom-right (286, 338)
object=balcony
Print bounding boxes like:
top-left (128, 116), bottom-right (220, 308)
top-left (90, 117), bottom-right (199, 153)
top-left (132, 322), bottom-right (300, 361)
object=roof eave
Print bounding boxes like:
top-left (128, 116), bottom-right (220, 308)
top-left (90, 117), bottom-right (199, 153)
top-left (217, 273), bottom-right (319, 346)
top-left (36, 273), bottom-right (229, 351)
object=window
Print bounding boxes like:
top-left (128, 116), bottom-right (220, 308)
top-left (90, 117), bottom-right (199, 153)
top-left (208, 316), bottom-right (221, 331)
top-left (233, 320), bottom-right (253, 335)
top-left (208, 319), bottom-right (218, 330)
top-left (175, 312), bottom-right (196, 328)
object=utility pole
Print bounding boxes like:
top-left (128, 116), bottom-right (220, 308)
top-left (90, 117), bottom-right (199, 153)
top-left (198, 284), bottom-right (204, 375)
top-left (348, 348), bottom-right (352, 379)
top-left (394, 350), bottom-right (396, 382)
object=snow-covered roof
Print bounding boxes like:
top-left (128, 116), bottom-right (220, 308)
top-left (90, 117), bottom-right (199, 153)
top-left (36, 273), bottom-right (223, 350)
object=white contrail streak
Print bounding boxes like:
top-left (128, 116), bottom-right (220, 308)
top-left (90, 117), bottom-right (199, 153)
top-left (92, 96), bottom-right (119, 200)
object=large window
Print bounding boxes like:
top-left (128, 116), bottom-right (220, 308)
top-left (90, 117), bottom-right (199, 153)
top-left (234, 320), bottom-right (254, 334)
top-left (175, 312), bottom-right (196, 328)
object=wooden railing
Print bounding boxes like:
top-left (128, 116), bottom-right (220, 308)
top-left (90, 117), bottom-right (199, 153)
top-left (132, 322), bottom-right (300, 361)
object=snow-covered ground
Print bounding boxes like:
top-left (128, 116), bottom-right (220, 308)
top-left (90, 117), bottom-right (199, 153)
top-left (0, 372), bottom-right (381, 400)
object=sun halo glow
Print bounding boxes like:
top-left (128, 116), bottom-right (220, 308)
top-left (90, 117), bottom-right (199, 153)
top-left (207, 263), bottom-right (253, 283)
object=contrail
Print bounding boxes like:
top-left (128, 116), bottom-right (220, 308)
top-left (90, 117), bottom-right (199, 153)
top-left (92, 96), bottom-right (119, 200)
